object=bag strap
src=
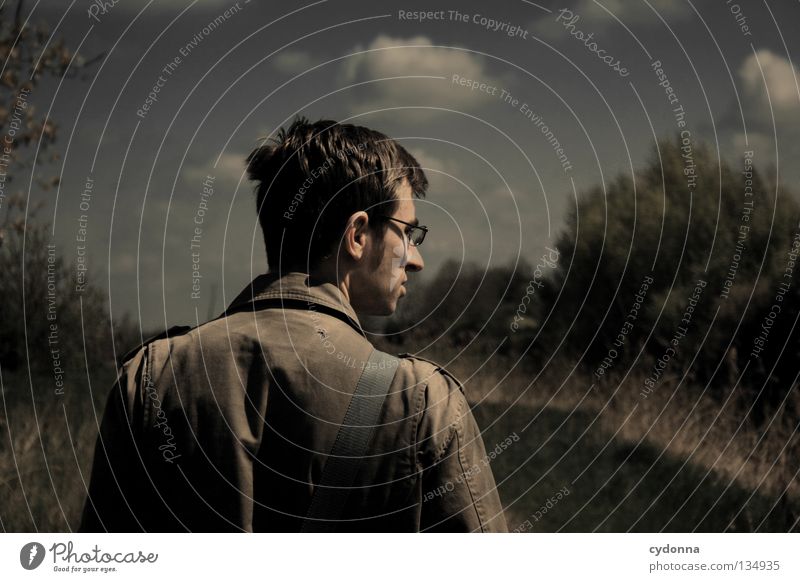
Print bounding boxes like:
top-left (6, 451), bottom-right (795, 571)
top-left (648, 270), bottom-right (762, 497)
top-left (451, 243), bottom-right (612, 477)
top-left (300, 348), bottom-right (400, 532)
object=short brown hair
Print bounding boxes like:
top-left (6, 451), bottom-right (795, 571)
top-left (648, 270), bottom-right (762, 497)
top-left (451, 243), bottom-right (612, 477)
top-left (246, 117), bottom-right (428, 271)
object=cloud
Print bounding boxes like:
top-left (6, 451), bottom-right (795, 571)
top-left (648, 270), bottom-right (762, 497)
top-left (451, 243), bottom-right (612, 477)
top-left (730, 49), bottom-right (800, 142)
top-left (272, 50), bottom-right (316, 75)
top-left (724, 50), bottom-right (800, 179)
top-left (739, 49), bottom-right (800, 124)
top-left (182, 152), bottom-right (246, 186)
top-left (340, 35), bottom-right (501, 116)
top-left (406, 147), bottom-right (460, 178)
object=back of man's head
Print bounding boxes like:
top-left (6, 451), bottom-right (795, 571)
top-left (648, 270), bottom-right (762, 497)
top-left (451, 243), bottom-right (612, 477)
top-left (246, 118), bottom-right (428, 272)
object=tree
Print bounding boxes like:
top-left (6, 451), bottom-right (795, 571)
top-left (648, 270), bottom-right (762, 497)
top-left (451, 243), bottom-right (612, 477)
top-left (0, 0), bottom-right (117, 378)
top-left (540, 136), bottom-right (800, 422)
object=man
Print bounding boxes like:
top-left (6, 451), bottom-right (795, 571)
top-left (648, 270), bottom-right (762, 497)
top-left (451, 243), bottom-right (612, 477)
top-left (80, 118), bottom-right (507, 532)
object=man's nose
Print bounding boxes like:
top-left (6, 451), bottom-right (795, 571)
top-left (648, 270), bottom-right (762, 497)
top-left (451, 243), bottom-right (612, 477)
top-left (407, 245), bottom-right (424, 272)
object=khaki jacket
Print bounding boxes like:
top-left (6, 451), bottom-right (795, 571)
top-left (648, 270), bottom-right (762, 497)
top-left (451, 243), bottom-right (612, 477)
top-left (80, 272), bottom-right (508, 532)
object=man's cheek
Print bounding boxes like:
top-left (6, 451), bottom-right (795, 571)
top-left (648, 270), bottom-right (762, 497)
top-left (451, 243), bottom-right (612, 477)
top-left (388, 242), bottom-right (407, 291)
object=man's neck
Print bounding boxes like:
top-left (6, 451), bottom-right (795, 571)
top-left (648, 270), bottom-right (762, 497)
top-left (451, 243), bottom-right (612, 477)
top-left (307, 262), bottom-right (352, 306)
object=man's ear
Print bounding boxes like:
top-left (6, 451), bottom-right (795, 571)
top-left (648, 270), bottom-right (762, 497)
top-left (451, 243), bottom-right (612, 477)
top-left (343, 210), bottom-right (370, 261)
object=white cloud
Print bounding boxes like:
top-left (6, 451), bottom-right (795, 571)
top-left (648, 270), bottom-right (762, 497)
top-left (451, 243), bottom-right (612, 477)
top-left (729, 49), bottom-right (800, 142)
top-left (739, 49), bottom-right (800, 120)
top-left (340, 35), bottom-right (501, 116)
top-left (725, 50), bottom-right (800, 180)
top-left (272, 50), bottom-right (316, 75)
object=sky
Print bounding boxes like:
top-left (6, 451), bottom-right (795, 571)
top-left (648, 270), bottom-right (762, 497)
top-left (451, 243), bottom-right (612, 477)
top-left (12, 0), bottom-right (800, 330)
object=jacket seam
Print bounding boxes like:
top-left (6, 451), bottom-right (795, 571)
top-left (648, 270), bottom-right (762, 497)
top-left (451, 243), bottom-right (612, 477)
top-left (249, 290), bottom-right (358, 322)
top-left (410, 382), bottom-right (426, 473)
top-left (455, 418), bottom-right (487, 532)
top-left (142, 343), bottom-right (154, 428)
top-left (430, 389), bottom-right (464, 466)
top-left (401, 355), bottom-right (466, 396)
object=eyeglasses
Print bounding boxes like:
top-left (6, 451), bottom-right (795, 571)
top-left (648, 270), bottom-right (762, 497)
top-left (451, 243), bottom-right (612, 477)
top-left (379, 216), bottom-right (428, 247)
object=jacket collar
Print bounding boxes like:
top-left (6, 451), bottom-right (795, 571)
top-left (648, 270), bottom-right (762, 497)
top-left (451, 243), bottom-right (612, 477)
top-left (225, 271), bottom-right (363, 333)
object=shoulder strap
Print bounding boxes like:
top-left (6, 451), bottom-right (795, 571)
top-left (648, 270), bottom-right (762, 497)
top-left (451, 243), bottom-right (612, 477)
top-left (300, 348), bottom-right (400, 532)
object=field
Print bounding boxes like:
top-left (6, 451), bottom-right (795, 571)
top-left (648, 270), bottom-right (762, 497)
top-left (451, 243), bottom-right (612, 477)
top-left (456, 356), bottom-right (800, 532)
top-left (2, 357), bottom-right (797, 532)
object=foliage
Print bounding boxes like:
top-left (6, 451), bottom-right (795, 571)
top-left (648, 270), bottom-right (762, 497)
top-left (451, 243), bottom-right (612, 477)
top-left (0, 1), bottom-right (132, 532)
top-left (540, 137), bottom-right (800, 422)
top-left (380, 257), bottom-right (538, 359)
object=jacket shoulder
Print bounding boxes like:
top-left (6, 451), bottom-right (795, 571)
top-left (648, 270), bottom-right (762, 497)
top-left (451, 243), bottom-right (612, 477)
top-left (118, 325), bottom-right (193, 367)
top-left (397, 353), bottom-right (469, 467)
top-left (397, 353), bottom-right (466, 394)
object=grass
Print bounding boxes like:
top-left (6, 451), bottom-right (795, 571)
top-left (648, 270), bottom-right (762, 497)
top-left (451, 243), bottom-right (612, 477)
top-left (0, 371), bottom-right (107, 532)
top-left (2, 358), bottom-right (797, 532)
top-left (474, 401), bottom-right (798, 532)
top-left (452, 352), bottom-right (800, 532)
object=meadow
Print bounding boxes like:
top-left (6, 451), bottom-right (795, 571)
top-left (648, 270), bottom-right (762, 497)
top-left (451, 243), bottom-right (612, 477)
top-left (2, 353), bottom-right (796, 532)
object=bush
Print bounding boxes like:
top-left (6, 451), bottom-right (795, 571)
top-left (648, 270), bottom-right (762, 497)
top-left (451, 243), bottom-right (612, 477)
top-left (539, 137), bottom-right (800, 423)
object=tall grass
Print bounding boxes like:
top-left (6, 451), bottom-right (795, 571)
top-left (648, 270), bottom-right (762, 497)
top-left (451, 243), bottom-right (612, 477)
top-left (2, 340), bottom-right (797, 531)
top-left (0, 370), bottom-right (112, 532)
top-left (435, 351), bottom-right (799, 531)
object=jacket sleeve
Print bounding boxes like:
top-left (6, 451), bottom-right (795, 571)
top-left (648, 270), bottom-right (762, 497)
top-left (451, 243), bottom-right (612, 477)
top-left (414, 365), bottom-right (508, 532)
top-left (79, 348), bottom-right (148, 532)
